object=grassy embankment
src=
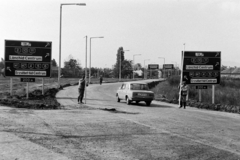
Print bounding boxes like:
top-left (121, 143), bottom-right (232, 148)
top-left (0, 77), bottom-right (134, 94)
top-left (151, 76), bottom-right (240, 113)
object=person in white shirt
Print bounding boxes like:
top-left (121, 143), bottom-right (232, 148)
top-left (179, 81), bottom-right (188, 109)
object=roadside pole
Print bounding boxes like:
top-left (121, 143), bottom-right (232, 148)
top-left (179, 51), bottom-right (184, 106)
top-left (84, 36), bottom-right (87, 104)
top-left (212, 85), bottom-right (215, 104)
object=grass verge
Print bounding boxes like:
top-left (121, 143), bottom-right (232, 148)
top-left (151, 76), bottom-right (240, 114)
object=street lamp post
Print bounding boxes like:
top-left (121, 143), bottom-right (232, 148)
top-left (89, 36), bottom-right (104, 84)
top-left (158, 57), bottom-right (165, 78)
top-left (84, 36), bottom-right (87, 104)
top-left (132, 54), bottom-right (141, 79)
top-left (119, 50), bottom-right (129, 81)
top-left (58, 3), bottom-right (86, 88)
top-left (144, 59), bottom-right (150, 79)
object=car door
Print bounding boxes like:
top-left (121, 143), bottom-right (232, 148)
top-left (118, 83), bottom-right (126, 99)
top-left (125, 83), bottom-right (130, 99)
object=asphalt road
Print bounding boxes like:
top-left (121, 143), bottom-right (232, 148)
top-left (1, 80), bottom-right (240, 160)
top-left (56, 80), bottom-right (240, 159)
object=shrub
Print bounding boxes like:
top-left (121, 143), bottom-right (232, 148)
top-left (167, 75), bottom-right (180, 86)
top-left (220, 77), bottom-right (240, 88)
top-left (152, 78), bottom-right (240, 107)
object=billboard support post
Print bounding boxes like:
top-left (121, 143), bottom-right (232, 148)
top-left (10, 78), bottom-right (13, 96)
top-left (42, 78), bottom-right (44, 95)
top-left (26, 82), bottom-right (29, 99)
top-left (212, 85), bottom-right (215, 104)
top-left (199, 89), bottom-right (202, 102)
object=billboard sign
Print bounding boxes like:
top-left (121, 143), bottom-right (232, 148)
top-left (163, 64), bottom-right (174, 69)
top-left (182, 51), bottom-right (221, 85)
top-left (5, 40), bottom-right (52, 77)
top-left (148, 64), bottom-right (159, 70)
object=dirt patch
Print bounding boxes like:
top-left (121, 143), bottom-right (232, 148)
top-left (0, 78), bottom-right (82, 110)
top-left (0, 88), bottom-right (61, 109)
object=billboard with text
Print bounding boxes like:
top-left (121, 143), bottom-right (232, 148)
top-left (182, 51), bottom-right (221, 85)
top-left (5, 40), bottom-right (52, 77)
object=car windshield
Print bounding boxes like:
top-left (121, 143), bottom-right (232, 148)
top-left (130, 83), bottom-right (149, 90)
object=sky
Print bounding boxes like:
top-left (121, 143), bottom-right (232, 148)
top-left (1, 0), bottom-right (240, 69)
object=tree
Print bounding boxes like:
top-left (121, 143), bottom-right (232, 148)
top-left (103, 68), bottom-right (113, 78)
top-left (63, 58), bottom-right (82, 77)
top-left (51, 59), bottom-right (57, 67)
top-left (133, 63), bottom-right (142, 70)
top-left (122, 59), bottom-right (133, 78)
top-left (113, 47), bottom-right (125, 78)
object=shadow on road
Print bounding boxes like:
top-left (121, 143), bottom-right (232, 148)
top-left (118, 102), bottom-right (174, 108)
top-left (86, 98), bottom-right (114, 102)
top-left (56, 97), bottom-right (77, 99)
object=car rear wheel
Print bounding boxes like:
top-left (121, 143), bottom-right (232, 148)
top-left (126, 97), bottom-right (131, 105)
top-left (145, 101), bottom-right (151, 106)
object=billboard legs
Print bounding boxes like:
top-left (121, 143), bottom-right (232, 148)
top-left (26, 82), bottom-right (29, 99)
top-left (10, 78), bottom-right (13, 96)
top-left (42, 78), bottom-right (44, 95)
top-left (212, 85), bottom-right (215, 104)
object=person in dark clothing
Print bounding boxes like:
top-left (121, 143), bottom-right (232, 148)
top-left (179, 81), bottom-right (188, 109)
top-left (100, 75), bottom-right (103, 85)
top-left (78, 76), bottom-right (87, 104)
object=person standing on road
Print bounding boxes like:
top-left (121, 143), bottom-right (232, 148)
top-left (78, 75), bottom-right (87, 104)
top-left (100, 75), bottom-right (103, 85)
top-left (179, 81), bottom-right (188, 109)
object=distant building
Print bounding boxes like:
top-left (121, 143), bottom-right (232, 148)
top-left (133, 70), bottom-right (143, 77)
top-left (221, 67), bottom-right (240, 78)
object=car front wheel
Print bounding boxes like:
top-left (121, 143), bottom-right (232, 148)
top-left (145, 101), bottom-right (151, 106)
top-left (126, 97), bottom-right (131, 105)
top-left (117, 94), bottom-right (120, 102)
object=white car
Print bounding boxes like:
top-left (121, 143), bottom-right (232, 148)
top-left (116, 82), bottom-right (154, 106)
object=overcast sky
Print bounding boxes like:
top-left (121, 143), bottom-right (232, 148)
top-left (1, 0), bottom-right (240, 69)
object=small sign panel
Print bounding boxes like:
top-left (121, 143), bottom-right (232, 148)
top-left (20, 78), bottom-right (35, 82)
top-left (148, 64), bottom-right (159, 69)
top-left (196, 85), bottom-right (208, 89)
top-left (163, 64), bottom-right (174, 69)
